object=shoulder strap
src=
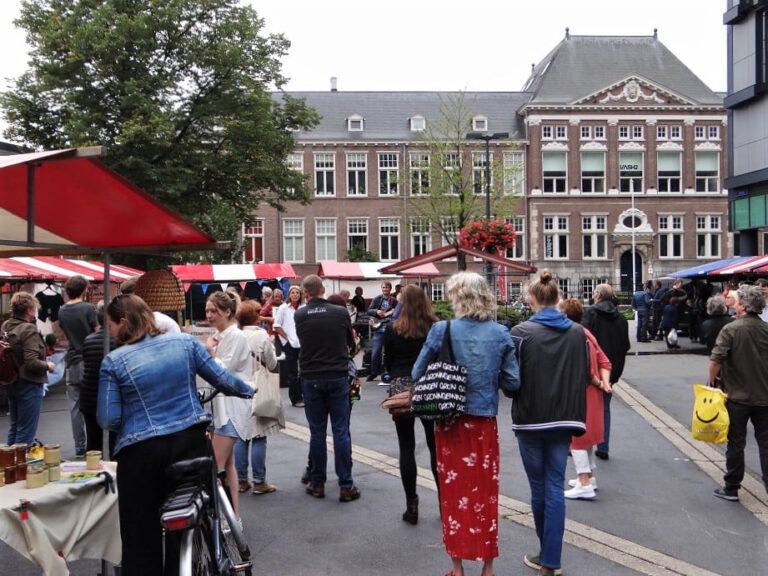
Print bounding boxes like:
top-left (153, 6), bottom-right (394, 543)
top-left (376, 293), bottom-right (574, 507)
top-left (439, 321), bottom-right (456, 363)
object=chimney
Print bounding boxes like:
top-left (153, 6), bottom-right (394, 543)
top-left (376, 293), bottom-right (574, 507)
top-left (565, 27), bottom-right (570, 40)
top-left (330, 77), bottom-right (338, 92)
top-left (653, 28), bottom-right (658, 39)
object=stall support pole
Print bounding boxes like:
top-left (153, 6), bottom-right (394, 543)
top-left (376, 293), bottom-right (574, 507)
top-left (102, 254), bottom-right (111, 460)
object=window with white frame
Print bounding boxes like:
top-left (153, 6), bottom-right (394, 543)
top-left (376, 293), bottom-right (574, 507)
top-left (282, 219), bottom-right (305, 263)
top-left (695, 126), bottom-right (705, 140)
top-left (378, 153), bottom-right (399, 196)
top-left (431, 283), bottom-right (445, 302)
top-left (581, 126), bottom-right (591, 140)
top-left (409, 152), bottom-right (430, 195)
top-left (581, 151), bottom-right (605, 193)
top-left (243, 221), bottom-right (264, 263)
top-left (708, 125), bottom-right (720, 140)
top-left (347, 218), bottom-right (368, 251)
top-left (594, 126), bottom-right (605, 139)
top-left (657, 125), bottom-right (668, 140)
top-left (410, 218), bottom-right (431, 256)
top-left (657, 151), bottom-right (681, 192)
top-left (670, 125), bottom-right (682, 140)
top-left (503, 151), bottom-right (525, 195)
top-left (507, 282), bottom-right (523, 298)
top-left (555, 125), bottom-right (567, 139)
top-left (286, 153), bottom-right (303, 171)
top-left (472, 116), bottom-right (487, 131)
top-left (410, 115), bottom-right (426, 132)
top-left (346, 153), bottom-right (367, 196)
top-left (440, 218), bottom-right (458, 260)
top-left (544, 216), bottom-right (569, 259)
top-left (582, 215), bottom-right (608, 259)
top-left (314, 153), bottom-right (335, 196)
top-left (472, 151), bottom-right (491, 195)
top-left (695, 151), bottom-right (719, 192)
top-left (542, 126), bottom-right (553, 140)
top-left (619, 126), bottom-right (629, 140)
top-left (315, 218), bottom-right (337, 261)
top-left (697, 215), bottom-right (721, 258)
top-left (619, 151), bottom-right (643, 193)
top-left (581, 277), bottom-right (608, 303)
top-left (558, 278), bottom-right (571, 298)
top-left (658, 215), bottom-right (683, 258)
top-left (347, 114), bottom-right (364, 132)
top-left (441, 152), bottom-right (460, 196)
top-left (504, 216), bottom-right (525, 259)
top-left (379, 218), bottom-right (400, 261)
top-left (542, 151), bottom-right (567, 193)
top-left (633, 125), bottom-right (644, 139)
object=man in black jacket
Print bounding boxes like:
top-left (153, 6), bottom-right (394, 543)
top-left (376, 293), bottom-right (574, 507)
top-left (582, 283), bottom-right (631, 460)
top-left (295, 274), bottom-right (360, 502)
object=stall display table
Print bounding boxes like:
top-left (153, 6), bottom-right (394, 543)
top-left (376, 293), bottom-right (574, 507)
top-left (0, 462), bottom-right (120, 576)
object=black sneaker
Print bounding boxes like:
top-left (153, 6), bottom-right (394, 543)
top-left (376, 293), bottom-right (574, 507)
top-left (713, 487), bottom-right (739, 501)
top-left (523, 554), bottom-right (562, 575)
top-left (595, 450), bottom-right (609, 461)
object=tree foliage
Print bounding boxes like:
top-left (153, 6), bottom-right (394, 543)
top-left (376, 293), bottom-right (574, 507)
top-left (1, 0), bottom-right (319, 263)
top-left (407, 93), bottom-right (522, 270)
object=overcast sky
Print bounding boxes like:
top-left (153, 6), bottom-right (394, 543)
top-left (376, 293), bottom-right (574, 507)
top-left (1, 1), bottom-right (727, 107)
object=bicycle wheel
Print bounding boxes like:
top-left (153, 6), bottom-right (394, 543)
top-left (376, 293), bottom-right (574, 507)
top-left (175, 520), bottom-right (217, 576)
top-left (216, 483), bottom-right (251, 575)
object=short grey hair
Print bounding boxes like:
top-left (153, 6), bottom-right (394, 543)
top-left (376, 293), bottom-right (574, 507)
top-left (706, 295), bottom-right (727, 317)
top-left (594, 283), bottom-right (614, 300)
top-left (446, 272), bottom-right (495, 321)
top-left (736, 285), bottom-right (765, 315)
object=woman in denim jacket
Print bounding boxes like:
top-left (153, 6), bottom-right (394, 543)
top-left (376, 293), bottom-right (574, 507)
top-left (412, 272), bottom-right (520, 576)
top-left (97, 294), bottom-right (252, 576)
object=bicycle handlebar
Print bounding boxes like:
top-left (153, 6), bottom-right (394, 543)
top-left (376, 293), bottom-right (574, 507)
top-left (197, 387), bottom-right (253, 405)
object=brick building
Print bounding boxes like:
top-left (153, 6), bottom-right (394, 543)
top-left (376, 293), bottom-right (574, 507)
top-left (254, 32), bottom-right (728, 301)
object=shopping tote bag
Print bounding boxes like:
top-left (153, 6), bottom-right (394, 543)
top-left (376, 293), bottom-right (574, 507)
top-left (691, 384), bottom-right (729, 444)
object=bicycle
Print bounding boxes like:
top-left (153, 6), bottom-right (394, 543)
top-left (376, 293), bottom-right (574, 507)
top-left (159, 389), bottom-right (252, 576)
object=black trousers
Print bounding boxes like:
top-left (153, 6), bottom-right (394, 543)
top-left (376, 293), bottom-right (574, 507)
top-left (280, 343), bottom-right (302, 405)
top-left (724, 400), bottom-right (768, 493)
top-left (83, 412), bottom-right (116, 456)
top-left (394, 416), bottom-right (438, 500)
top-left (115, 425), bottom-right (208, 576)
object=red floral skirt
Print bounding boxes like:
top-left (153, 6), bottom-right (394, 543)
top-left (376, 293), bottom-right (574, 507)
top-left (435, 415), bottom-right (499, 562)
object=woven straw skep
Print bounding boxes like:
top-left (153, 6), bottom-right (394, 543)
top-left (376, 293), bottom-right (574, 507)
top-left (132, 269), bottom-right (186, 312)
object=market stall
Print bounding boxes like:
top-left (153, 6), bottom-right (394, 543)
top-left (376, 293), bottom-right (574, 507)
top-left (317, 260), bottom-right (440, 298)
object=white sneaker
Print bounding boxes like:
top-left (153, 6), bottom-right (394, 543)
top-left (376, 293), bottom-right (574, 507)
top-left (568, 477), bottom-right (598, 491)
top-left (564, 482), bottom-right (596, 500)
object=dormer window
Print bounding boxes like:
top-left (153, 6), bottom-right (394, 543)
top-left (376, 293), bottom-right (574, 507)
top-left (347, 114), bottom-right (364, 132)
top-left (472, 115), bottom-right (488, 132)
top-left (410, 115), bottom-right (426, 132)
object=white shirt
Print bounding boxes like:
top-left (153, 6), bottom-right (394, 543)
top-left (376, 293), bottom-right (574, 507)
top-left (210, 323), bottom-right (253, 440)
top-left (273, 302), bottom-right (301, 348)
top-left (153, 311), bottom-right (180, 333)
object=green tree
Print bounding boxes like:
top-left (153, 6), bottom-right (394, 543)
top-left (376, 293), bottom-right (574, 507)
top-left (407, 93), bottom-right (523, 270)
top-left (0, 0), bottom-right (319, 264)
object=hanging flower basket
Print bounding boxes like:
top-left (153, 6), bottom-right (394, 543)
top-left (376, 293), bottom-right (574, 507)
top-left (459, 219), bottom-right (517, 252)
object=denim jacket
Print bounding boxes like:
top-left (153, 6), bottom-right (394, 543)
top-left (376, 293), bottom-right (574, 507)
top-left (97, 332), bottom-right (252, 455)
top-left (412, 318), bottom-right (520, 417)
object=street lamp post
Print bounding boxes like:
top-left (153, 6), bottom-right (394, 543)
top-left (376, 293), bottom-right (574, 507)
top-left (466, 131), bottom-right (509, 287)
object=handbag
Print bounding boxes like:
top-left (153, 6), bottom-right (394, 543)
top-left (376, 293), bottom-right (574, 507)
top-left (380, 376), bottom-right (414, 417)
top-left (691, 383), bottom-right (729, 444)
top-left (410, 321), bottom-right (467, 421)
top-left (667, 329), bottom-right (679, 346)
top-left (251, 351), bottom-right (283, 419)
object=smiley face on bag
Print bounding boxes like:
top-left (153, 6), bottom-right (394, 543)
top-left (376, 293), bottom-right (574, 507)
top-left (695, 388), bottom-right (722, 424)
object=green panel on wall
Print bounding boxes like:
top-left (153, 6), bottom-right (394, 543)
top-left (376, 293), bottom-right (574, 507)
top-left (750, 195), bottom-right (767, 228)
top-left (734, 198), bottom-right (750, 230)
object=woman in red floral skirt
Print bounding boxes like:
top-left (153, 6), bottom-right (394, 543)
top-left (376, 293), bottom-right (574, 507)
top-left (412, 272), bottom-right (520, 576)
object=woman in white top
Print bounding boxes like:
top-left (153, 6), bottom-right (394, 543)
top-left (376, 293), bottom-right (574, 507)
top-left (273, 286), bottom-right (303, 406)
top-left (205, 290), bottom-right (251, 521)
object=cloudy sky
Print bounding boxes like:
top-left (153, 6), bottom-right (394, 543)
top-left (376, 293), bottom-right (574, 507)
top-left (1, 1), bottom-right (727, 100)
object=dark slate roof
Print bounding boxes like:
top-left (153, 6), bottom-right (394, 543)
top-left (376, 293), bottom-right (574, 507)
top-left (522, 35), bottom-right (722, 106)
top-left (274, 92), bottom-right (533, 141)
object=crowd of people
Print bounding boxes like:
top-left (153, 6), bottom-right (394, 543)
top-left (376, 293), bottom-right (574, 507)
top-left (2, 270), bottom-right (768, 576)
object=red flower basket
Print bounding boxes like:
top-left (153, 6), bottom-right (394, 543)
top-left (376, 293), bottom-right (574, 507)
top-left (459, 219), bottom-right (517, 252)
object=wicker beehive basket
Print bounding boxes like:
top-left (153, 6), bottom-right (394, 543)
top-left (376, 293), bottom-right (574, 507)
top-left (132, 269), bottom-right (186, 312)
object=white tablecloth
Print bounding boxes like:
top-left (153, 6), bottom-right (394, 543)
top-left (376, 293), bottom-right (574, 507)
top-left (0, 462), bottom-right (121, 576)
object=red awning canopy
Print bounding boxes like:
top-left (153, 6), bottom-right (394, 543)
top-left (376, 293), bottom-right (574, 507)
top-left (0, 148), bottom-right (219, 256)
top-left (171, 263), bottom-right (297, 283)
top-left (378, 246), bottom-right (537, 275)
top-left (709, 255), bottom-right (768, 276)
top-left (0, 256), bottom-right (142, 282)
top-left (318, 261), bottom-right (440, 280)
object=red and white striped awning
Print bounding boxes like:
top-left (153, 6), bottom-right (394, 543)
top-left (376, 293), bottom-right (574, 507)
top-left (318, 261), bottom-right (440, 280)
top-left (0, 256), bottom-right (142, 282)
top-left (171, 263), bottom-right (297, 283)
top-left (709, 255), bottom-right (768, 276)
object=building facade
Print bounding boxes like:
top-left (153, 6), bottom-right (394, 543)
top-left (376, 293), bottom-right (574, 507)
top-left (254, 32), bottom-right (728, 301)
top-left (724, 0), bottom-right (768, 255)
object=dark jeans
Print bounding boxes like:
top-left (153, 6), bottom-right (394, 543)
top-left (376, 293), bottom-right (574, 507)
top-left (6, 379), bottom-right (44, 445)
top-left (394, 416), bottom-right (437, 500)
top-left (303, 376), bottom-right (353, 488)
top-left (115, 425), bottom-right (208, 576)
top-left (83, 412), bottom-right (117, 457)
top-left (280, 342), bottom-right (302, 404)
top-left (597, 390), bottom-right (612, 454)
top-left (369, 326), bottom-right (386, 377)
top-left (636, 310), bottom-right (649, 341)
top-left (723, 400), bottom-right (768, 493)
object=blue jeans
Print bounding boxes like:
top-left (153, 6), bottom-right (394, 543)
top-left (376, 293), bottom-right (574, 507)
top-left (516, 429), bottom-right (572, 571)
top-left (636, 310), bottom-right (649, 341)
top-left (7, 379), bottom-right (45, 446)
top-left (235, 436), bottom-right (268, 484)
top-left (303, 376), bottom-right (353, 488)
top-left (369, 326), bottom-right (386, 377)
top-left (597, 391), bottom-right (612, 454)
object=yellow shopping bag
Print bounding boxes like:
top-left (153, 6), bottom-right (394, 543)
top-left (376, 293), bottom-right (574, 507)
top-left (691, 384), bottom-right (729, 444)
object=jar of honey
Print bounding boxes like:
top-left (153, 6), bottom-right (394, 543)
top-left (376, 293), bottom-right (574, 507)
top-left (5, 465), bottom-right (16, 485)
top-left (0, 468), bottom-right (5, 487)
top-left (43, 444), bottom-right (61, 466)
top-left (0, 446), bottom-right (14, 468)
top-left (47, 464), bottom-right (61, 482)
top-left (26, 465), bottom-right (47, 489)
top-left (13, 444), bottom-right (27, 464)
top-left (16, 463), bottom-right (27, 482)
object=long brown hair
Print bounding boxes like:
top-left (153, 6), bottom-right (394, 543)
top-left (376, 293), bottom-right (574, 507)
top-left (391, 285), bottom-right (438, 339)
top-left (106, 294), bottom-right (160, 344)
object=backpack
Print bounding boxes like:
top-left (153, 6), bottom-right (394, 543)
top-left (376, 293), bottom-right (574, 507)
top-left (0, 331), bottom-right (19, 386)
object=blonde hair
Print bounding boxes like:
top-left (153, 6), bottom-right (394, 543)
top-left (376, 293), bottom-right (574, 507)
top-left (528, 269), bottom-right (560, 307)
top-left (446, 272), bottom-right (495, 321)
top-left (10, 291), bottom-right (39, 318)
